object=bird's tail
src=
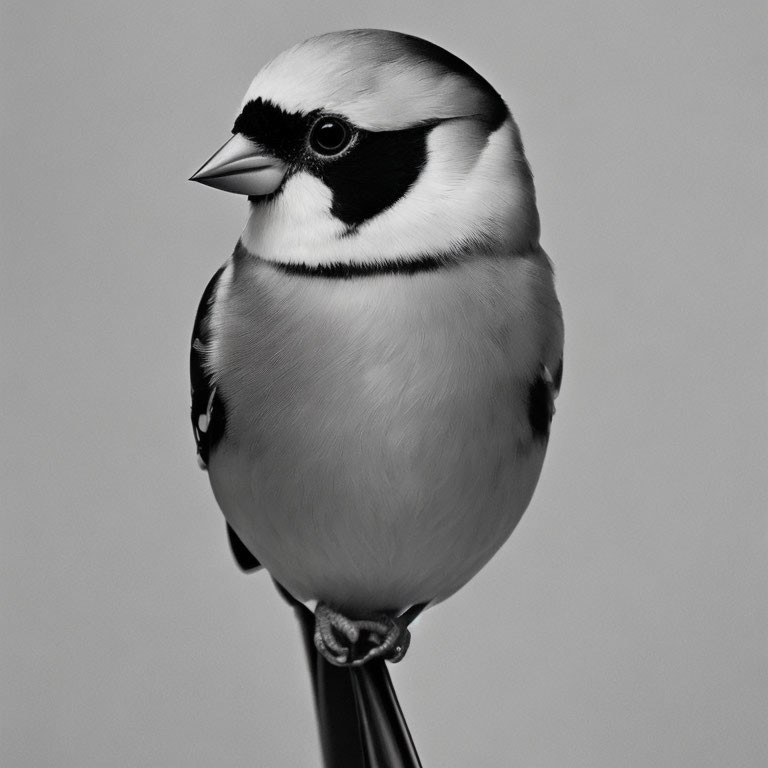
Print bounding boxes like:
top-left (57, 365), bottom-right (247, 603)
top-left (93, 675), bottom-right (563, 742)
top-left (286, 592), bottom-right (423, 768)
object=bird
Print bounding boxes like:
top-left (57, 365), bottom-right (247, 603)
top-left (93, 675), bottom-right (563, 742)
top-left (189, 28), bottom-right (563, 767)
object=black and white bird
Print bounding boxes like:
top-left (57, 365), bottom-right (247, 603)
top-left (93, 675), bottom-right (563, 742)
top-left (190, 29), bottom-right (563, 767)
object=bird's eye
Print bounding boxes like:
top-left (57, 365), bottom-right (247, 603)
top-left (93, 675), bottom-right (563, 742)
top-left (309, 117), bottom-right (352, 156)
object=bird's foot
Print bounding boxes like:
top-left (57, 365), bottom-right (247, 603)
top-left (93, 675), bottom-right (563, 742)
top-left (313, 603), bottom-right (411, 667)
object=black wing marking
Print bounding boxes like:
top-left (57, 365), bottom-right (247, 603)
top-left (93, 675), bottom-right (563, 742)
top-left (528, 358), bottom-right (563, 441)
top-left (227, 523), bottom-right (262, 572)
top-left (191, 269), bottom-right (262, 573)
top-left (552, 357), bottom-right (564, 396)
top-left (190, 266), bottom-right (227, 468)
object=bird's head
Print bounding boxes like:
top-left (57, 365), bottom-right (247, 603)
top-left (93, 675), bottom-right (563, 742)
top-left (191, 29), bottom-right (540, 268)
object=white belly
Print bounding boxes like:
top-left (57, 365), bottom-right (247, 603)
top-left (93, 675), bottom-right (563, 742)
top-left (207, 254), bottom-right (553, 614)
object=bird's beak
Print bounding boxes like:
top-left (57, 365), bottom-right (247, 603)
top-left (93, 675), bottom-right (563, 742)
top-left (189, 134), bottom-right (287, 196)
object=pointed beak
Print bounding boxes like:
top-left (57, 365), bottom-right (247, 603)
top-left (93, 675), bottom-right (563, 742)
top-left (189, 134), bottom-right (287, 196)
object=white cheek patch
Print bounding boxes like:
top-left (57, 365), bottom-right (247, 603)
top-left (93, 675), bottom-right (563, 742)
top-left (242, 173), bottom-right (344, 261)
top-left (417, 118), bottom-right (491, 183)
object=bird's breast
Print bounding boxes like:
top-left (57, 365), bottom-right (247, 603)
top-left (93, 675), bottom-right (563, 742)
top-left (206, 250), bottom-right (554, 613)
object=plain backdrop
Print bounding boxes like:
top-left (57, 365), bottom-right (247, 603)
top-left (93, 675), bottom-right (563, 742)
top-left (2, 1), bottom-right (766, 766)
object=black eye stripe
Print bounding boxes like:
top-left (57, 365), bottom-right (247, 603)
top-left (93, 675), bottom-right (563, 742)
top-left (320, 125), bottom-right (430, 226)
top-left (232, 97), bottom-right (433, 225)
top-left (232, 98), bottom-right (310, 161)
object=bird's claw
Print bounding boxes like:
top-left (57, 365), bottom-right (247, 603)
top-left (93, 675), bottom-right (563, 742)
top-left (313, 603), bottom-right (411, 667)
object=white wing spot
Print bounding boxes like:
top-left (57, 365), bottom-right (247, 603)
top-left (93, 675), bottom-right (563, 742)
top-left (198, 387), bottom-right (217, 434)
top-left (543, 364), bottom-right (558, 414)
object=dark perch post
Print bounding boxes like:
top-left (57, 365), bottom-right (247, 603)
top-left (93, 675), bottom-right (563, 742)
top-left (286, 588), bottom-right (423, 767)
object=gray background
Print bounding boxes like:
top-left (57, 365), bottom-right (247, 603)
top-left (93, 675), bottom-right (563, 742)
top-left (2, 1), bottom-right (766, 766)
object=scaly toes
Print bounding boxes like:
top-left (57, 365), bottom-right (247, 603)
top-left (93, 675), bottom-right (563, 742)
top-left (312, 604), bottom-right (413, 667)
top-left (314, 603), bottom-right (361, 665)
top-left (350, 617), bottom-right (411, 666)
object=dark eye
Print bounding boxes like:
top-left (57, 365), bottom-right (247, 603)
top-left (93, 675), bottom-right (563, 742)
top-left (309, 117), bottom-right (352, 156)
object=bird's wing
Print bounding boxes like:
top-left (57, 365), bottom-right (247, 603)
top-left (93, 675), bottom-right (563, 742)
top-left (190, 265), bottom-right (261, 572)
top-left (528, 355), bottom-right (563, 440)
top-left (552, 356), bottom-right (563, 397)
top-left (190, 265), bottom-right (225, 468)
